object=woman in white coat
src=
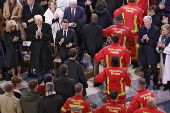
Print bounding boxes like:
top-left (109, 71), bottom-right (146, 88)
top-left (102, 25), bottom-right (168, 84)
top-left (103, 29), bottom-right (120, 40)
top-left (157, 24), bottom-right (170, 91)
top-left (44, 1), bottom-right (63, 42)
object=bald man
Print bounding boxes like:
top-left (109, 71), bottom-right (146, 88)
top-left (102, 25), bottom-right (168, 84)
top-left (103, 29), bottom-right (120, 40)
top-left (134, 97), bottom-right (164, 113)
top-left (83, 14), bottom-right (103, 87)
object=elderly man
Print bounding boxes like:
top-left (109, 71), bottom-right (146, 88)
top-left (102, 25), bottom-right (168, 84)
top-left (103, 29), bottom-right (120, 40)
top-left (134, 97), bottom-right (164, 113)
top-left (28, 15), bottom-right (54, 84)
top-left (63, 0), bottom-right (86, 65)
top-left (38, 82), bottom-right (64, 113)
top-left (0, 82), bottom-right (22, 113)
top-left (138, 16), bottom-right (160, 90)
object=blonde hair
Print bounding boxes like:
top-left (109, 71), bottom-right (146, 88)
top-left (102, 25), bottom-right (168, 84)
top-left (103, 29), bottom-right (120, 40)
top-left (161, 24), bottom-right (170, 33)
top-left (48, 1), bottom-right (57, 8)
top-left (5, 20), bottom-right (18, 32)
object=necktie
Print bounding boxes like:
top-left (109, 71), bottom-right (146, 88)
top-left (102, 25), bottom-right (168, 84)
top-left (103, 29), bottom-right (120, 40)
top-left (72, 9), bottom-right (74, 18)
top-left (63, 31), bottom-right (66, 38)
top-left (30, 6), bottom-right (33, 13)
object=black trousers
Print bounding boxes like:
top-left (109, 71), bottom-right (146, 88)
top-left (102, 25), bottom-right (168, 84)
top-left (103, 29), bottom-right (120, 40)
top-left (142, 63), bottom-right (158, 87)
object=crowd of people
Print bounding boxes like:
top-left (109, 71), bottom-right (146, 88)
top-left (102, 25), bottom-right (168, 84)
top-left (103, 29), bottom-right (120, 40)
top-left (0, 0), bottom-right (170, 112)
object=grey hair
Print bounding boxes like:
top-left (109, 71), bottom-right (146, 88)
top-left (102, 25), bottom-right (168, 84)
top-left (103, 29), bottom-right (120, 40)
top-left (46, 82), bottom-right (54, 92)
top-left (69, 0), bottom-right (77, 3)
top-left (143, 16), bottom-right (152, 22)
top-left (34, 15), bottom-right (43, 20)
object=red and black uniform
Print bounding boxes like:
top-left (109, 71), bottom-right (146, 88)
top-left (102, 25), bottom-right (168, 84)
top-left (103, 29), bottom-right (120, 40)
top-left (102, 24), bottom-right (134, 54)
top-left (61, 95), bottom-right (92, 113)
top-left (95, 66), bottom-right (132, 105)
top-left (95, 43), bottom-right (130, 68)
top-left (134, 107), bottom-right (164, 113)
top-left (127, 89), bottom-right (154, 113)
top-left (94, 101), bottom-right (127, 113)
top-left (114, 3), bottom-right (143, 62)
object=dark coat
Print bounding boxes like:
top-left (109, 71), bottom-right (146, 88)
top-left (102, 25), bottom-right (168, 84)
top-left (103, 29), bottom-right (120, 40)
top-left (64, 59), bottom-right (88, 88)
top-left (152, 15), bottom-right (162, 30)
top-left (93, 8), bottom-right (112, 29)
top-left (20, 91), bottom-right (42, 113)
top-left (83, 22), bottom-right (103, 58)
top-left (55, 29), bottom-right (77, 59)
top-left (0, 41), bottom-right (5, 69)
top-left (53, 75), bottom-right (76, 102)
top-left (63, 6), bottom-right (86, 24)
top-left (4, 30), bottom-right (24, 68)
top-left (138, 25), bottom-right (160, 65)
top-left (27, 23), bottom-right (54, 71)
top-left (22, 3), bottom-right (44, 26)
top-left (38, 94), bottom-right (64, 113)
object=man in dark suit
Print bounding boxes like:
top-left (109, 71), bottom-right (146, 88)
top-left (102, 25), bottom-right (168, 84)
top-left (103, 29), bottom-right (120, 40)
top-left (63, 0), bottom-right (86, 65)
top-left (83, 14), bottom-right (103, 87)
top-left (138, 16), bottom-right (160, 90)
top-left (27, 15), bottom-right (54, 84)
top-left (55, 19), bottom-right (78, 64)
top-left (64, 48), bottom-right (88, 96)
top-left (53, 64), bottom-right (76, 102)
top-left (22, 0), bottom-right (44, 27)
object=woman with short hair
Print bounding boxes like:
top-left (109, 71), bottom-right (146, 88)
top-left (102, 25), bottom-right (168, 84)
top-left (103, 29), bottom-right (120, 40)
top-left (4, 20), bottom-right (24, 77)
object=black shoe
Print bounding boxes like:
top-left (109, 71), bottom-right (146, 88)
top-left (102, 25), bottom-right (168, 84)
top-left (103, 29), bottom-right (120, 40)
top-left (163, 87), bottom-right (168, 91)
top-left (153, 85), bottom-right (160, 90)
top-left (79, 60), bottom-right (83, 65)
top-left (93, 82), bottom-right (103, 87)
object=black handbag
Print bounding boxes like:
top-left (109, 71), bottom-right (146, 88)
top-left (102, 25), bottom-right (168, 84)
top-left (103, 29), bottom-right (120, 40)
top-left (4, 70), bottom-right (12, 81)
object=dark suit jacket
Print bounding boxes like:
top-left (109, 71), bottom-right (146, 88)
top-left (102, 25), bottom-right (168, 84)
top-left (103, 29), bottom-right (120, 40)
top-left (55, 28), bottom-right (77, 58)
top-left (22, 3), bottom-right (44, 26)
top-left (63, 6), bottom-right (86, 24)
top-left (27, 23), bottom-right (54, 71)
top-left (53, 75), bottom-right (76, 102)
top-left (138, 25), bottom-right (160, 65)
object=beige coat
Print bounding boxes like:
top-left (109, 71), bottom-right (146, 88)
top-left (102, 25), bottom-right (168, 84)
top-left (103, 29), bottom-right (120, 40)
top-left (0, 92), bottom-right (22, 113)
top-left (3, 2), bottom-right (26, 40)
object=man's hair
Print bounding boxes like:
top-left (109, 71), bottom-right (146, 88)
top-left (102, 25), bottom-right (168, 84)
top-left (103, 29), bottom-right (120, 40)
top-left (59, 64), bottom-right (68, 75)
top-left (116, 15), bottom-right (123, 22)
top-left (138, 79), bottom-right (146, 88)
top-left (4, 82), bottom-right (14, 92)
top-left (74, 83), bottom-right (83, 94)
top-left (149, 5), bottom-right (159, 14)
top-left (129, 0), bottom-right (135, 3)
top-left (11, 76), bottom-right (23, 88)
top-left (111, 35), bottom-right (119, 43)
top-left (70, 0), bottom-right (77, 3)
top-left (44, 74), bottom-right (53, 84)
top-left (110, 90), bottom-right (118, 100)
top-left (34, 15), bottom-right (42, 20)
top-left (111, 55), bottom-right (120, 67)
top-left (61, 19), bottom-right (69, 23)
top-left (46, 82), bottom-right (54, 92)
top-left (29, 80), bottom-right (38, 91)
top-left (68, 48), bottom-right (78, 58)
top-left (147, 97), bottom-right (156, 107)
top-left (143, 16), bottom-right (152, 22)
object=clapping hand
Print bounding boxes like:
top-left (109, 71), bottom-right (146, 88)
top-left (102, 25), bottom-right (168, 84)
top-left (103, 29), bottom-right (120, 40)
top-left (54, 14), bottom-right (59, 20)
top-left (13, 36), bottom-right (19, 42)
top-left (141, 34), bottom-right (149, 42)
top-left (66, 42), bottom-right (72, 48)
top-left (162, 16), bottom-right (169, 24)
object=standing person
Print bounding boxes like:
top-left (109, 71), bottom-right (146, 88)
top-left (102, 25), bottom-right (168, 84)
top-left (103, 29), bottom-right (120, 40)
top-left (61, 83), bottom-right (92, 113)
top-left (102, 15), bottom-right (134, 54)
top-left (27, 15), bottom-right (54, 84)
top-left (0, 40), bottom-right (5, 80)
top-left (53, 64), bottom-right (76, 102)
top-left (93, 0), bottom-right (112, 29)
top-left (95, 55), bottom-right (131, 105)
top-left (95, 35), bottom-right (130, 68)
top-left (83, 14), bottom-right (103, 87)
top-left (138, 16), bottom-right (160, 90)
top-left (22, 0), bottom-right (44, 27)
top-left (0, 82), bottom-right (22, 113)
top-left (63, 0), bottom-right (86, 64)
top-left (38, 82), bottom-right (64, 113)
top-left (11, 76), bottom-right (23, 99)
top-left (44, 1), bottom-right (64, 42)
top-left (127, 79), bottom-right (154, 113)
top-left (134, 97), bottom-right (164, 113)
top-left (64, 48), bottom-right (88, 96)
top-left (158, 24), bottom-right (170, 91)
top-left (4, 20), bottom-right (24, 77)
top-left (94, 90), bottom-right (127, 113)
top-left (20, 80), bottom-right (42, 113)
top-left (55, 19), bottom-right (78, 64)
top-left (114, 0), bottom-right (143, 68)
top-left (3, 0), bottom-right (26, 40)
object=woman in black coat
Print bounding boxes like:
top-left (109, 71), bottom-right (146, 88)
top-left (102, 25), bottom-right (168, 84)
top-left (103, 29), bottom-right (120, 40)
top-left (4, 20), bottom-right (24, 77)
top-left (0, 40), bottom-right (5, 79)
